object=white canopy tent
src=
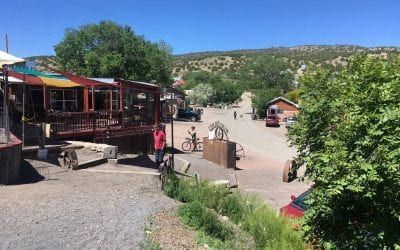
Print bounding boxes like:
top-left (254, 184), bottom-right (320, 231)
top-left (0, 50), bottom-right (25, 68)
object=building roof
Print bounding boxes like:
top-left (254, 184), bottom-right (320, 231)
top-left (0, 50), bottom-right (25, 67)
top-left (266, 96), bottom-right (299, 109)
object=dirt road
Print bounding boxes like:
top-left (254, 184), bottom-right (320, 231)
top-left (168, 92), bottom-right (311, 209)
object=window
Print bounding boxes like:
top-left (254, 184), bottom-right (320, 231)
top-left (50, 89), bottom-right (77, 111)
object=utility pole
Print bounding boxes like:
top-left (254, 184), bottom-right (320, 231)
top-left (5, 33), bottom-right (9, 53)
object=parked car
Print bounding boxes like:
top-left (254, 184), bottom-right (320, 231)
top-left (280, 189), bottom-right (311, 218)
top-left (177, 108), bottom-right (201, 121)
top-left (265, 114), bottom-right (280, 127)
top-left (285, 116), bottom-right (297, 128)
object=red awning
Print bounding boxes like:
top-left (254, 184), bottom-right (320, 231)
top-left (7, 70), bottom-right (44, 85)
top-left (56, 70), bottom-right (119, 88)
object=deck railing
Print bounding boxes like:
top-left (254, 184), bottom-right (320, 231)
top-left (45, 110), bottom-right (122, 133)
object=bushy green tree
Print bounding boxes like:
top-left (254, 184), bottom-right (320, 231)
top-left (183, 71), bottom-right (242, 105)
top-left (288, 55), bottom-right (400, 249)
top-left (188, 84), bottom-right (215, 107)
top-left (285, 89), bottom-right (301, 103)
top-left (212, 79), bottom-right (242, 105)
top-left (239, 55), bottom-right (294, 92)
top-left (182, 71), bottom-right (222, 90)
top-left (55, 20), bottom-right (173, 83)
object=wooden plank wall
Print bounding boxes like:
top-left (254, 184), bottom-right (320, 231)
top-left (0, 134), bottom-right (22, 184)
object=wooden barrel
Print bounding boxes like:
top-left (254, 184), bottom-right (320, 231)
top-left (0, 134), bottom-right (22, 184)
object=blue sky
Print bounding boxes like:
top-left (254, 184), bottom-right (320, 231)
top-left (1, 0), bottom-right (400, 58)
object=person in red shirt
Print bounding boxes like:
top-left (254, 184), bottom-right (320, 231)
top-left (153, 123), bottom-right (166, 169)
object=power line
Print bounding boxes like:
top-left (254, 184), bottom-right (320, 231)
top-left (0, 21), bottom-right (62, 41)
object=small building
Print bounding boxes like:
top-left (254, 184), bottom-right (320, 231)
top-left (266, 96), bottom-right (300, 121)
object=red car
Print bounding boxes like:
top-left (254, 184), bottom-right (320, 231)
top-left (280, 189), bottom-right (311, 218)
top-left (265, 114), bottom-right (280, 127)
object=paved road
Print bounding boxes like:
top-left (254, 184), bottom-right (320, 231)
top-left (167, 92), bottom-right (311, 209)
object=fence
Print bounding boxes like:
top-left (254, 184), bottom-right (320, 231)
top-left (45, 110), bottom-right (123, 133)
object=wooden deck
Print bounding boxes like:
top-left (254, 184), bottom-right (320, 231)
top-left (44, 111), bottom-right (154, 139)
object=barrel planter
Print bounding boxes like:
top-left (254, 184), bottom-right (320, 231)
top-left (0, 134), bottom-right (22, 184)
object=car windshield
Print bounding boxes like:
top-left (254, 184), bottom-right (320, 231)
top-left (292, 189), bottom-right (311, 211)
top-left (287, 117), bottom-right (297, 121)
top-left (267, 116), bottom-right (277, 119)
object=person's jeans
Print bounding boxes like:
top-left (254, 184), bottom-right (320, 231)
top-left (155, 149), bottom-right (164, 168)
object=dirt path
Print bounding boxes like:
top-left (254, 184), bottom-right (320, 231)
top-left (0, 159), bottom-right (179, 249)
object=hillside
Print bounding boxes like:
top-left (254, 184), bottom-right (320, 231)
top-left (24, 45), bottom-right (400, 76)
top-left (25, 55), bottom-right (57, 72)
top-left (172, 45), bottom-right (400, 77)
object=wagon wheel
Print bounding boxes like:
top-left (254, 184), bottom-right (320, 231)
top-left (63, 149), bottom-right (79, 170)
top-left (214, 127), bottom-right (224, 141)
top-left (283, 160), bottom-right (297, 183)
top-left (235, 142), bottom-right (245, 160)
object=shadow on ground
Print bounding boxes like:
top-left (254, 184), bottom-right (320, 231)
top-left (118, 155), bottom-right (157, 170)
top-left (17, 159), bottom-right (46, 184)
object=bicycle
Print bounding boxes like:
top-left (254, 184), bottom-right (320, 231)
top-left (181, 137), bottom-right (203, 152)
top-left (160, 154), bottom-right (173, 190)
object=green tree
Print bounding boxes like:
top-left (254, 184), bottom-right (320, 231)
top-left (182, 71), bottom-right (219, 90)
top-left (288, 55), bottom-right (400, 249)
top-left (183, 71), bottom-right (242, 105)
top-left (54, 20), bottom-right (173, 83)
top-left (239, 55), bottom-right (294, 92)
top-left (285, 88), bottom-right (301, 103)
top-left (188, 84), bottom-right (215, 107)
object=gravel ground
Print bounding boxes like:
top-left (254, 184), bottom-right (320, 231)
top-left (0, 158), bottom-right (179, 250)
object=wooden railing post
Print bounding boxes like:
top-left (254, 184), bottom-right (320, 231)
top-left (93, 112), bottom-right (97, 132)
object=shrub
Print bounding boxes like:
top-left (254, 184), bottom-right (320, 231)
top-left (165, 177), bottom-right (305, 249)
top-left (242, 204), bottom-right (304, 249)
top-left (178, 201), bottom-right (233, 241)
top-left (217, 192), bottom-right (248, 224)
top-left (164, 176), bottom-right (230, 210)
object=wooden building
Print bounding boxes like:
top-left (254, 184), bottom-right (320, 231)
top-left (6, 67), bottom-right (162, 153)
top-left (266, 96), bottom-right (300, 121)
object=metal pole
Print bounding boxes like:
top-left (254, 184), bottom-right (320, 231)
top-left (170, 87), bottom-right (174, 170)
top-left (22, 72), bottom-right (25, 146)
top-left (4, 69), bottom-right (10, 143)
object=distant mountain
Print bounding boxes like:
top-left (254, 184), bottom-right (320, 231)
top-left (25, 55), bottom-right (57, 72)
top-left (172, 45), bottom-right (400, 78)
top-left (24, 45), bottom-right (400, 76)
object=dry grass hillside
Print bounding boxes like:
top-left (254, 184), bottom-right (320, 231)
top-left (172, 45), bottom-right (400, 78)
top-left (25, 55), bottom-right (57, 72)
top-left (24, 45), bottom-right (400, 76)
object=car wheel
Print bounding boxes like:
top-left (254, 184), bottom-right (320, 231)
top-left (191, 116), bottom-right (197, 122)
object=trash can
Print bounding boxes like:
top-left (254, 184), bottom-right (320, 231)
top-left (251, 114), bottom-right (257, 120)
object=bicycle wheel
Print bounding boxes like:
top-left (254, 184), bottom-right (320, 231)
top-left (181, 141), bottom-right (192, 152)
top-left (195, 142), bottom-right (203, 151)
